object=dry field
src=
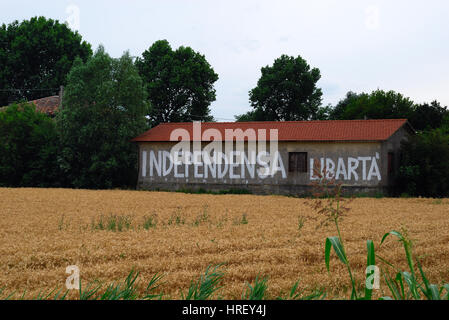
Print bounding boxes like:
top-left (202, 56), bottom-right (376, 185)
top-left (0, 188), bottom-right (448, 299)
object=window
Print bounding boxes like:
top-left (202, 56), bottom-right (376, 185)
top-left (289, 152), bottom-right (307, 173)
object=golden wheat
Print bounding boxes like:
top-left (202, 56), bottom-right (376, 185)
top-left (0, 188), bottom-right (448, 299)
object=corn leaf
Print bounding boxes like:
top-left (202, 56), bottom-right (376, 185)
top-left (325, 236), bottom-right (347, 271)
top-left (364, 240), bottom-right (375, 300)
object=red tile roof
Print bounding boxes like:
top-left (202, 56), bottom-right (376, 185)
top-left (31, 96), bottom-right (60, 116)
top-left (132, 119), bottom-right (412, 142)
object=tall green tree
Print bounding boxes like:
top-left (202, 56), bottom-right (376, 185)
top-left (0, 103), bottom-right (59, 187)
top-left (408, 101), bottom-right (449, 131)
top-left (0, 16), bottom-right (92, 106)
top-left (328, 91), bottom-right (362, 120)
top-left (330, 90), bottom-right (415, 121)
top-left (135, 40), bottom-right (218, 127)
top-left (57, 46), bottom-right (148, 189)
top-left (237, 54), bottom-right (322, 122)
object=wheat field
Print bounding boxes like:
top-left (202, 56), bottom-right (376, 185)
top-left (0, 188), bottom-right (448, 299)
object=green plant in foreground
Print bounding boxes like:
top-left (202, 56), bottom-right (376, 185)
top-left (242, 275), bottom-right (268, 300)
top-left (276, 280), bottom-right (326, 300)
top-left (79, 280), bottom-right (102, 300)
top-left (143, 273), bottom-right (165, 300)
top-left (378, 230), bottom-right (449, 300)
top-left (310, 160), bottom-right (449, 300)
top-left (182, 264), bottom-right (225, 300)
top-left (78, 270), bottom-right (164, 300)
top-left (99, 269), bottom-right (140, 300)
top-left (309, 161), bottom-right (375, 300)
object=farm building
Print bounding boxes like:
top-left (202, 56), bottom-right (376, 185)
top-left (132, 119), bottom-right (414, 195)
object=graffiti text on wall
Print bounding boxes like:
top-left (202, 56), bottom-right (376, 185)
top-left (310, 153), bottom-right (381, 181)
top-left (141, 151), bottom-right (382, 182)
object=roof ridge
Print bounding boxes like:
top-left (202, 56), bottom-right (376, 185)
top-left (158, 119), bottom-right (408, 125)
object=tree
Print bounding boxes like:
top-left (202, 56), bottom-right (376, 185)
top-left (395, 129), bottom-right (449, 197)
top-left (0, 103), bottom-right (59, 187)
top-left (57, 46), bottom-right (149, 189)
top-left (408, 101), bottom-right (449, 131)
top-left (315, 104), bottom-right (333, 120)
top-left (135, 40), bottom-right (218, 127)
top-left (235, 108), bottom-right (266, 122)
top-left (242, 54), bottom-right (322, 121)
top-left (328, 91), bottom-right (362, 120)
top-left (331, 89), bottom-right (415, 120)
top-left (0, 16), bottom-right (92, 106)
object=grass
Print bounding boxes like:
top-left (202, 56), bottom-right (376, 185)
top-left (0, 264), bottom-right (329, 300)
top-left (233, 213), bottom-right (248, 225)
top-left (309, 161), bottom-right (449, 300)
top-left (142, 214), bottom-right (157, 230)
top-left (378, 230), bottom-right (449, 300)
top-left (2, 187), bottom-right (449, 300)
top-left (297, 215), bottom-right (305, 236)
top-left (193, 205), bottom-right (210, 226)
top-left (276, 280), bottom-right (326, 300)
top-left (78, 208), bottom-right (251, 231)
top-left (182, 264), bottom-right (225, 300)
top-left (242, 275), bottom-right (268, 300)
top-left (1, 227), bottom-right (448, 300)
top-left (91, 214), bottom-right (132, 232)
top-left (167, 210), bottom-right (185, 226)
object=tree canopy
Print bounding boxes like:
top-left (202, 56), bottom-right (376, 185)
top-left (0, 16), bottom-right (92, 106)
top-left (57, 46), bottom-right (148, 189)
top-left (329, 89), bottom-right (415, 121)
top-left (328, 91), bottom-right (362, 120)
top-left (408, 101), bottom-right (449, 131)
top-left (135, 40), bottom-right (219, 127)
top-left (236, 54), bottom-right (322, 122)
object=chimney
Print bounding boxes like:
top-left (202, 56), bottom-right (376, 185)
top-left (58, 85), bottom-right (64, 109)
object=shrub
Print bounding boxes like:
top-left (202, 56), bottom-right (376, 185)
top-left (395, 129), bottom-right (449, 197)
top-left (0, 103), bottom-right (60, 187)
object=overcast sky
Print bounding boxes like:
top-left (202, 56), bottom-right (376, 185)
top-left (1, 0), bottom-right (449, 121)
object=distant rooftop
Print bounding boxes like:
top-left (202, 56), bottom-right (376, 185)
top-left (0, 86), bottom-right (63, 117)
top-left (30, 95), bottom-right (60, 116)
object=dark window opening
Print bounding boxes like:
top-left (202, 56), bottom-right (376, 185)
top-left (289, 152), bottom-right (307, 173)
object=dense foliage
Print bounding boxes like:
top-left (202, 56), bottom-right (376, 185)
top-left (394, 129), bottom-right (449, 197)
top-left (56, 46), bottom-right (149, 189)
top-left (329, 89), bottom-right (415, 121)
top-left (0, 103), bottom-right (59, 187)
top-left (135, 40), bottom-right (218, 127)
top-left (236, 54), bottom-right (323, 122)
top-left (0, 16), bottom-right (92, 106)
